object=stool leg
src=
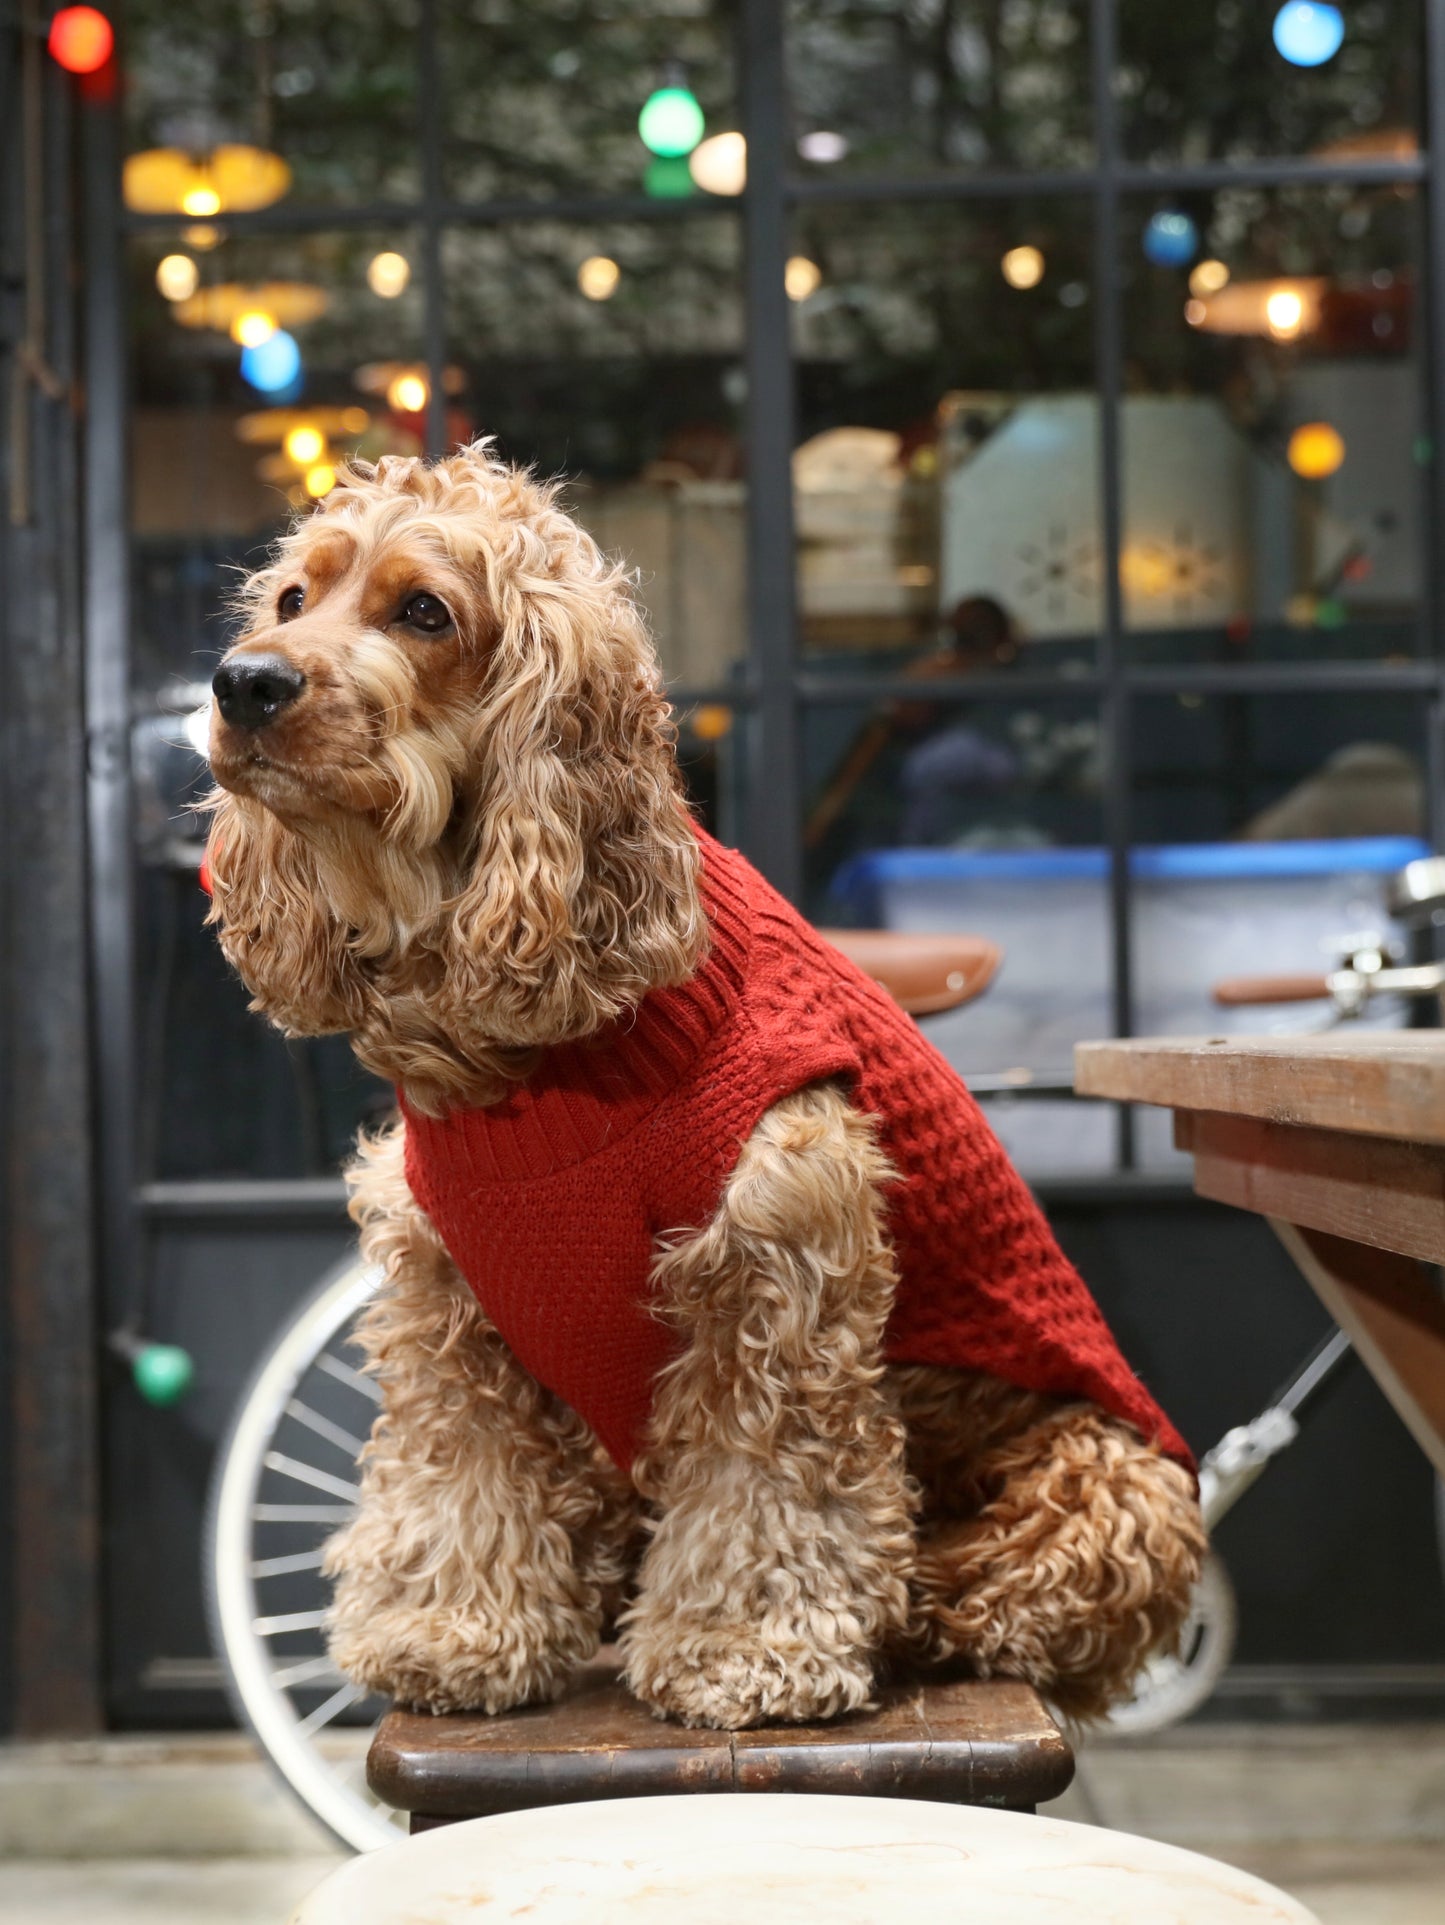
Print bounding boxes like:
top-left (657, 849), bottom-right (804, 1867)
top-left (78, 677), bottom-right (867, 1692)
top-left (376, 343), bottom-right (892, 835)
top-left (324, 1125), bottom-right (637, 1715)
top-left (619, 1085), bottom-right (916, 1730)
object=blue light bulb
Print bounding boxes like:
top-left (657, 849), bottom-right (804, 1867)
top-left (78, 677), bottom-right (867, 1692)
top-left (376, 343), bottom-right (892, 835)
top-left (1272, 2), bottom-right (1345, 67)
top-left (1142, 211), bottom-right (1199, 268)
top-left (240, 328), bottom-right (302, 394)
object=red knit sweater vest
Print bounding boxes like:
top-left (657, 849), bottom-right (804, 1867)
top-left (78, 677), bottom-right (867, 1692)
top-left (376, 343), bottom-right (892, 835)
top-left (402, 830), bottom-right (1190, 1474)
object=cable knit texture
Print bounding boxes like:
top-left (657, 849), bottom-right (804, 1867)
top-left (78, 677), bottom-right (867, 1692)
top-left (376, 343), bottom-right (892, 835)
top-left (402, 829), bottom-right (1190, 1474)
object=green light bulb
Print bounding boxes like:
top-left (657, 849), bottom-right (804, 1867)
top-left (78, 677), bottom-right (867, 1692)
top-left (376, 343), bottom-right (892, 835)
top-left (133, 1343), bottom-right (195, 1408)
top-left (639, 86), bottom-right (704, 158)
top-left (644, 155), bottom-right (696, 199)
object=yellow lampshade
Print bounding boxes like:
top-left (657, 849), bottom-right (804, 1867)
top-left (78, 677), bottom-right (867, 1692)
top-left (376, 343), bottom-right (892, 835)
top-left (1186, 277), bottom-right (1326, 339)
top-left (123, 144), bottom-right (292, 216)
top-left (174, 281), bottom-right (328, 335)
top-left (236, 406), bottom-right (370, 447)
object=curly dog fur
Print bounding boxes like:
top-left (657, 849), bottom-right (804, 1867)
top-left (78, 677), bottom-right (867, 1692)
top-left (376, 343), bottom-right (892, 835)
top-left (207, 443), bottom-right (1204, 1727)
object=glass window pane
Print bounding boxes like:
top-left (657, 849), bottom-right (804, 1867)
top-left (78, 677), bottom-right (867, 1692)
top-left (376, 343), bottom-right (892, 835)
top-left (1120, 185), bottom-right (1425, 664)
top-left (806, 693), bottom-right (1113, 1176)
top-left (443, 217), bottom-right (746, 687)
top-left (793, 199), bottom-right (1097, 670)
top-left (1118, 2), bottom-right (1423, 166)
top-left (130, 227), bottom-right (428, 1178)
top-left (123, 0), bottom-right (420, 208)
top-left (1127, 689), bottom-right (1430, 1166)
top-left (787, 0), bottom-right (1093, 177)
top-left (439, 1), bottom-right (736, 203)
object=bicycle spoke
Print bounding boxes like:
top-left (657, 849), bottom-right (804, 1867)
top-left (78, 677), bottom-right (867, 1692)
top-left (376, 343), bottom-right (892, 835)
top-left (251, 1547), bottom-right (328, 1579)
top-left (255, 1608), bottom-right (329, 1636)
top-left (285, 1398), bottom-right (367, 1458)
top-left (317, 1351), bottom-right (382, 1403)
top-left (272, 1654), bottom-right (346, 1690)
top-left (252, 1503), bottom-right (354, 1523)
top-left (263, 1451), bottom-right (361, 1503)
top-left (295, 1681), bottom-right (365, 1738)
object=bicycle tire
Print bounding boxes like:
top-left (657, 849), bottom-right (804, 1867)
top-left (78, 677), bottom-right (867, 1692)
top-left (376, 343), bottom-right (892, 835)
top-left (204, 1254), bottom-right (401, 1853)
top-left (1102, 1551), bottom-right (1238, 1736)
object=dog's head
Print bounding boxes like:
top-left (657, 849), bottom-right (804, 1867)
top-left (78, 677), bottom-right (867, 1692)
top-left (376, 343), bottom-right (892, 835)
top-left (205, 444), bottom-right (705, 1110)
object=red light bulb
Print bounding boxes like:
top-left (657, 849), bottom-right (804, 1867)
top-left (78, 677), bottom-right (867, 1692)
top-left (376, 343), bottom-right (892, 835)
top-left (48, 7), bottom-right (114, 75)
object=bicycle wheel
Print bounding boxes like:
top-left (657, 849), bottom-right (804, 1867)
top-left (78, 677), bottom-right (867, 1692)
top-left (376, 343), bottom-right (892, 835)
top-left (1102, 1550), bottom-right (1238, 1736)
top-left (205, 1254), bottom-right (400, 1853)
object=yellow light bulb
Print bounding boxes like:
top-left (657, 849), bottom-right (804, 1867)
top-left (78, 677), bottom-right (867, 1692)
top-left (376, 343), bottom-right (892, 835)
top-left (366, 251), bottom-right (411, 298)
top-left (304, 463), bottom-right (337, 498)
top-left (183, 223), bottom-right (221, 251)
top-left (1001, 245), bottom-right (1045, 290)
top-left (577, 255), bottom-right (621, 300)
top-left (1189, 258), bottom-right (1230, 297)
top-left (155, 253), bottom-right (198, 302)
top-left (784, 256), bottom-right (822, 301)
top-left (1266, 289), bottom-right (1304, 337)
top-left (231, 308), bottom-right (277, 347)
top-left (182, 183), bottom-right (222, 217)
top-left (284, 424), bottom-right (325, 466)
top-left (387, 372), bottom-right (429, 412)
top-left (1287, 422), bottom-right (1346, 479)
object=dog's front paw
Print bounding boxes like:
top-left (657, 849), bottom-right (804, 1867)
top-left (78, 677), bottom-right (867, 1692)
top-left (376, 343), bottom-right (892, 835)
top-left (620, 1619), bottom-right (875, 1730)
top-left (328, 1603), bottom-right (594, 1716)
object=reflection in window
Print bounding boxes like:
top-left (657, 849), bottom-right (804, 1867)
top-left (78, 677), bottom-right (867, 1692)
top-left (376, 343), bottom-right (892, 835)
top-left (123, 0), bottom-right (420, 205)
top-left (791, 201), bottom-right (1096, 664)
top-left (787, 0), bottom-right (1092, 176)
top-left (439, 0), bottom-right (736, 203)
top-left (443, 219), bottom-right (746, 687)
top-left (1118, 0), bottom-right (1421, 166)
top-left (1122, 186), bottom-right (1423, 661)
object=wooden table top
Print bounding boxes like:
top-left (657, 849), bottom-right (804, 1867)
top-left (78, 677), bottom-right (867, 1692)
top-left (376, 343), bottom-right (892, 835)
top-left (1075, 1032), bottom-right (1445, 1144)
top-left (368, 1661), bottom-right (1074, 1820)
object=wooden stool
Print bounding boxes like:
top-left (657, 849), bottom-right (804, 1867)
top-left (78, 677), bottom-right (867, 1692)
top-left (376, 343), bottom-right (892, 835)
top-left (297, 1792), bottom-right (1322, 1922)
top-left (367, 1659), bottom-right (1075, 1831)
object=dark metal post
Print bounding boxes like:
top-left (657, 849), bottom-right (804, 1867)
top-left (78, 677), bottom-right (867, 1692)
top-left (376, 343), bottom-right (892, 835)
top-left (418, 0), bottom-right (448, 458)
top-left (740, 0), bottom-right (801, 898)
top-left (1, 37), bottom-right (104, 1734)
top-left (1090, 0), bottom-right (1135, 1164)
top-left (1422, 0), bottom-right (1445, 848)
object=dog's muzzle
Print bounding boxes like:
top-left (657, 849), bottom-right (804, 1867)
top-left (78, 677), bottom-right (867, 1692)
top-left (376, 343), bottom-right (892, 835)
top-left (213, 656), bottom-right (306, 732)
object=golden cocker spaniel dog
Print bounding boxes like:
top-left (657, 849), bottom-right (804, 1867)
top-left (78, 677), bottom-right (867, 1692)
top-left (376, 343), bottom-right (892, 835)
top-left (206, 444), bottom-right (1204, 1729)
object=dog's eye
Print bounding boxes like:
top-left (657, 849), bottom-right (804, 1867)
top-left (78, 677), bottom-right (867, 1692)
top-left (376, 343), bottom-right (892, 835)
top-left (400, 593), bottom-right (452, 635)
top-left (277, 586), bottom-right (304, 621)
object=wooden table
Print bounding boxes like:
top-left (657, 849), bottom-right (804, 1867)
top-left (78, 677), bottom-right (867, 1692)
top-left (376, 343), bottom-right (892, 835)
top-left (368, 1659), bottom-right (1075, 1832)
top-left (1075, 1032), bottom-right (1445, 1477)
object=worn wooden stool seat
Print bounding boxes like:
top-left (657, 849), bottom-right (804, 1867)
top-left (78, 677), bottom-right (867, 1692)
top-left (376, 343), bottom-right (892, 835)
top-left (367, 1658), bottom-right (1074, 1831)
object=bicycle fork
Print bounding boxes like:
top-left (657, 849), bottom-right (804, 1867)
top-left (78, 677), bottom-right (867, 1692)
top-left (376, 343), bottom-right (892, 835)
top-left (1198, 1326), bottom-right (1355, 1531)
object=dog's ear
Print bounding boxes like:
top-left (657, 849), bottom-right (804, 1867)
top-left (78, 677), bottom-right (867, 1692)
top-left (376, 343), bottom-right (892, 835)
top-left (441, 547), bottom-right (706, 1045)
top-left (206, 792), bottom-right (367, 1035)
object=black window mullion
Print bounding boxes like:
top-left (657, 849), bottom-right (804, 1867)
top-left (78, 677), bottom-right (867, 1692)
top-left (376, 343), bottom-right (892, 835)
top-left (418, 0), bottom-right (447, 458)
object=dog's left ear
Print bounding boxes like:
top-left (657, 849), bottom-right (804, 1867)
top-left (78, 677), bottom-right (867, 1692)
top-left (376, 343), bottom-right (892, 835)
top-left (442, 543), bottom-right (706, 1045)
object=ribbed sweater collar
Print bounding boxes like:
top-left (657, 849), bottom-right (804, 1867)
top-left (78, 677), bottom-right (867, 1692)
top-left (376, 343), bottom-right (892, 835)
top-left (401, 828), bottom-right (752, 1180)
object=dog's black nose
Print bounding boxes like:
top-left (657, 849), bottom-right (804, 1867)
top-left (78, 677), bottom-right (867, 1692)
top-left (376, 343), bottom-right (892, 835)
top-left (212, 656), bottom-right (306, 731)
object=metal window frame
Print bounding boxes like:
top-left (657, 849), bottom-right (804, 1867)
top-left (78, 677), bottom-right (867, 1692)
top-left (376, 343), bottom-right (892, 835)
top-left (87, 3), bottom-right (1445, 1216)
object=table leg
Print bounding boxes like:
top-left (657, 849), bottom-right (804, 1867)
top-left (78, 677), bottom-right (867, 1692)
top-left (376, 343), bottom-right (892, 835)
top-left (1271, 1221), bottom-right (1445, 1479)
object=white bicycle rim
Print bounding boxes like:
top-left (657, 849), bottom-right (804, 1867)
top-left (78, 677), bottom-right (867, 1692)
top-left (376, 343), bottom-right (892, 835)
top-left (206, 1256), bottom-right (399, 1853)
top-left (1103, 1550), bottom-right (1238, 1736)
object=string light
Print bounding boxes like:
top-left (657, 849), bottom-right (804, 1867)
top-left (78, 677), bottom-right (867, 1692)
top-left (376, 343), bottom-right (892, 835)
top-left (366, 251), bottom-right (410, 298)
top-left (230, 309), bottom-right (277, 348)
top-left (1189, 259), bottom-right (1230, 296)
top-left (784, 256), bottom-right (822, 301)
top-left (1143, 211), bottom-right (1198, 267)
top-left (1288, 422), bottom-right (1345, 478)
top-left (638, 85), bottom-right (705, 158)
top-left (1273, 2), bottom-right (1344, 67)
top-left (284, 423), bottom-right (325, 466)
top-left (797, 131), bottom-right (848, 164)
top-left (1001, 245), bottom-right (1045, 289)
top-left (387, 371), bottom-right (429, 413)
top-left (47, 6), bottom-right (113, 74)
top-left (577, 255), bottom-right (621, 300)
top-left (240, 330), bottom-right (301, 394)
top-left (304, 463), bottom-right (337, 498)
top-left (1184, 298), bottom-right (1207, 326)
top-left (155, 254), bottom-right (199, 302)
top-left (689, 132), bottom-right (746, 196)
top-left (184, 224), bottom-right (221, 251)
